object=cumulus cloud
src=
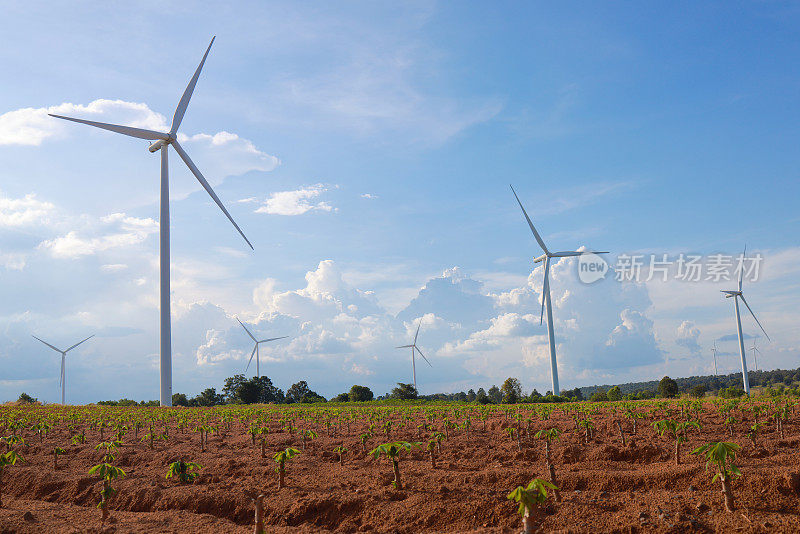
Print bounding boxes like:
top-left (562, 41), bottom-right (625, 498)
top-left (253, 184), bottom-right (335, 216)
top-left (38, 213), bottom-right (158, 259)
top-left (675, 320), bottom-right (702, 354)
top-left (0, 192), bottom-right (54, 227)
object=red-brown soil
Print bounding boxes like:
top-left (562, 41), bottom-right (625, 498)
top-left (1, 403), bottom-right (799, 533)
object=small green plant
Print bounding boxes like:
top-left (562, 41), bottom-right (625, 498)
top-left (274, 447), bottom-right (300, 489)
top-left (88, 441), bottom-right (126, 524)
top-left (71, 430), bottom-right (86, 445)
top-left (507, 478), bottom-right (556, 534)
top-left (0, 450), bottom-right (24, 508)
top-left (370, 441), bottom-right (421, 490)
top-left (333, 445), bottom-right (347, 466)
top-left (747, 421), bottom-right (765, 448)
top-left (359, 431), bottom-right (371, 453)
top-left (692, 442), bottom-right (741, 512)
top-left (653, 419), bottom-right (700, 465)
top-left (166, 459), bottom-right (202, 484)
top-left (426, 439), bottom-right (437, 468)
top-left (300, 429), bottom-right (318, 450)
top-left (53, 446), bottom-right (66, 469)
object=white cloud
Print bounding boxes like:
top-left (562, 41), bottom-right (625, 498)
top-left (38, 213), bottom-right (158, 259)
top-left (253, 184), bottom-right (335, 216)
top-left (361, 193), bottom-right (378, 199)
top-left (0, 99), bottom-right (167, 146)
top-left (675, 320), bottom-right (702, 354)
top-left (177, 131), bottom-right (280, 177)
top-left (0, 192), bottom-right (55, 227)
top-left (100, 264), bottom-right (128, 272)
top-left (0, 253), bottom-right (26, 271)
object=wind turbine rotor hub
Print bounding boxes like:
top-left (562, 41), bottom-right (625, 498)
top-left (148, 139), bottom-right (169, 153)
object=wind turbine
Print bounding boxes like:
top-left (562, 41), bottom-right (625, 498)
top-left (711, 340), bottom-right (718, 376)
top-left (396, 320), bottom-right (432, 394)
top-left (750, 338), bottom-right (761, 373)
top-left (510, 185), bottom-right (608, 396)
top-left (236, 318), bottom-right (288, 378)
top-left (50, 37), bottom-right (253, 406)
top-left (721, 246), bottom-right (769, 395)
top-left (32, 335), bottom-right (94, 405)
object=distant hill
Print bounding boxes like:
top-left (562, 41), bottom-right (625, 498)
top-left (578, 367), bottom-right (800, 398)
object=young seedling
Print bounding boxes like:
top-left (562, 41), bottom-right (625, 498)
top-left (692, 442), bottom-right (741, 512)
top-left (53, 446), bottom-right (66, 470)
top-left (88, 441), bottom-right (126, 525)
top-left (333, 445), bottom-right (347, 466)
top-left (166, 459), bottom-right (203, 484)
top-left (426, 439), bottom-right (437, 468)
top-left (370, 441), bottom-right (421, 490)
top-left (300, 429), bottom-right (318, 450)
top-left (71, 429), bottom-right (86, 445)
top-left (747, 421), bottom-right (766, 448)
top-left (507, 478), bottom-right (556, 534)
top-left (360, 432), bottom-right (371, 453)
top-left (505, 427), bottom-right (521, 451)
top-left (0, 450), bottom-right (24, 508)
top-left (274, 447), bottom-right (300, 489)
top-left (653, 419), bottom-right (700, 465)
top-left (534, 428), bottom-right (562, 502)
top-left (244, 490), bottom-right (266, 534)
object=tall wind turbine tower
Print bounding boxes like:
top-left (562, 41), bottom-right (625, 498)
top-left (510, 185), bottom-right (607, 396)
top-left (396, 320), bottom-right (431, 394)
top-left (750, 338), bottom-right (761, 372)
top-left (32, 335), bottom-right (94, 405)
top-left (50, 38), bottom-right (253, 406)
top-left (721, 247), bottom-right (769, 395)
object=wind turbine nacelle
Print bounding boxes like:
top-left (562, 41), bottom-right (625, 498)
top-left (149, 140), bottom-right (168, 153)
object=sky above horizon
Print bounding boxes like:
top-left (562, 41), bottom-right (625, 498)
top-left (1, 1), bottom-right (798, 403)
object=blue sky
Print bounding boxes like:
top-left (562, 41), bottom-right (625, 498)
top-left (1, 1), bottom-right (798, 403)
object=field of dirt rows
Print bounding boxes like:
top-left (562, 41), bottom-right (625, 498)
top-left (1, 400), bottom-right (799, 533)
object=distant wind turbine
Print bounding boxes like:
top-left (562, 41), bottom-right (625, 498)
top-left (32, 334), bottom-right (94, 405)
top-left (711, 340), bottom-right (718, 376)
top-left (236, 318), bottom-right (288, 378)
top-left (721, 246), bottom-right (769, 395)
top-left (396, 320), bottom-right (432, 394)
top-left (50, 37), bottom-right (253, 406)
top-left (510, 185), bottom-right (608, 396)
top-left (750, 338), bottom-right (761, 373)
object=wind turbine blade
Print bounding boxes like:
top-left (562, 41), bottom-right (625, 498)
top-left (415, 346), bottom-right (433, 367)
top-left (32, 335), bottom-right (63, 353)
top-left (259, 336), bottom-right (289, 343)
top-left (59, 355), bottom-right (64, 388)
top-left (48, 114), bottom-right (168, 140)
top-left (396, 345), bottom-right (414, 349)
top-left (739, 294), bottom-right (770, 341)
top-left (510, 185), bottom-right (549, 254)
top-left (65, 334), bottom-right (94, 353)
top-left (552, 251), bottom-right (609, 258)
top-left (540, 258), bottom-right (550, 325)
top-left (236, 317), bottom-right (257, 342)
top-left (171, 36), bottom-right (215, 135)
top-left (414, 321), bottom-right (421, 345)
top-left (245, 344), bottom-right (257, 373)
top-left (171, 140), bottom-right (254, 250)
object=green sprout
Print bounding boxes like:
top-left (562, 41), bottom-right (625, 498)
top-left (274, 447), bottom-right (300, 489)
top-left (53, 446), bottom-right (66, 470)
top-left (692, 441), bottom-right (741, 512)
top-left (166, 459), bottom-right (203, 484)
top-left (507, 478), bottom-right (556, 534)
top-left (370, 441), bottom-right (421, 490)
top-left (0, 450), bottom-right (24, 508)
top-left (88, 441), bottom-right (126, 524)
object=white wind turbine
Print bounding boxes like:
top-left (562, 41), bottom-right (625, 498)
top-left (721, 246), bottom-right (769, 395)
top-left (396, 320), bottom-right (432, 394)
top-left (32, 334), bottom-right (94, 405)
top-left (236, 318), bottom-right (288, 378)
top-left (711, 340), bottom-right (718, 376)
top-left (50, 37), bottom-right (253, 406)
top-left (750, 338), bottom-right (761, 373)
top-left (510, 185), bottom-right (608, 396)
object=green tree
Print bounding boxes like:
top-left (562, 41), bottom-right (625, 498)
top-left (17, 393), bottom-right (37, 404)
top-left (690, 384), bottom-right (706, 398)
top-left (658, 376), bottom-right (679, 398)
top-left (349, 385), bottom-right (374, 402)
top-left (172, 393), bottom-right (189, 406)
top-left (607, 386), bottom-right (622, 401)
top-left (391, 383), bottom-right (418, 400)
top-left (476, 388), bottom-right (490, 404)
top-left (590, 389), bottom-right (608, 402)
top-left (501, 377), bottom-right (523, 403)
top-left (286, 381), bottom-right (312, 403)
top-left (488, 385), bottom-right (503, 404)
